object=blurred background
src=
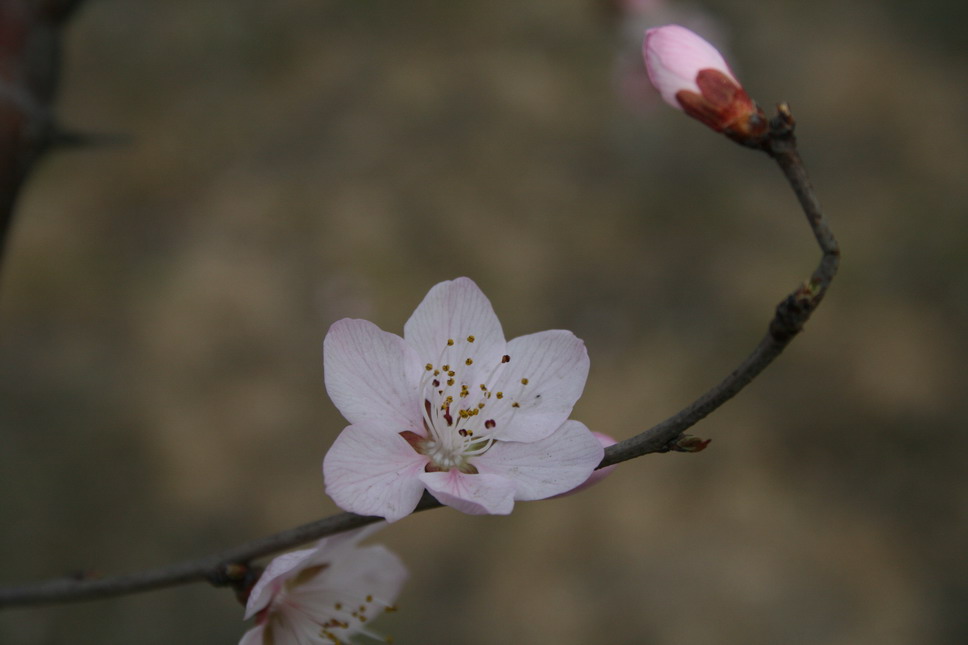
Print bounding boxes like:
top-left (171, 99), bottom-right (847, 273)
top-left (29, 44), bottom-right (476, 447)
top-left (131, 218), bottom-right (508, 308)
top-left (1, 0), bottom-right (966, 643)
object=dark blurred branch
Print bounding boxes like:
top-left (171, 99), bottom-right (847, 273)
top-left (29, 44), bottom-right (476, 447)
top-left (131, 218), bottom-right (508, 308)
top-left (0, 514), bottom-right (380, 607)
top-left (0, 103), bottom-right (839, 609)
top-left (0, 0), bottom-right (85, 281)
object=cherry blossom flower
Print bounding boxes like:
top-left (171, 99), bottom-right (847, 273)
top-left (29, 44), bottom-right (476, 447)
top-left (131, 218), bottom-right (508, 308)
top-left (239, 524), bottom-right (407, 645)
top-left (322, 277), bottom-right (604, 522)
top-left (643, 24), bottom-right (766, 141)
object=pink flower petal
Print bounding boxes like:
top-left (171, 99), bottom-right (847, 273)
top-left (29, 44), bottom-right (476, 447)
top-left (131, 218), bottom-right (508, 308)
top-left (293, 544), bottom-right (407, 628)
top-left (419, 470), bottom-right (517, 515)
top-left (241, 525), bottom-right (407, 645)
top-left (246, 525), bottom-right (393, 620)
top-left (244, 547), bottom-right (316, 619)
top-left (238, 624), bottom-right (266, 645)
top-left (471, 420), bottom-right (604, 501)
top-left (324, 318), bottom-right (424, 431)
top-left (403, 277), bottom-right (507, 372)
top-left (300, 522), bottom-right (389, 571)
top-left (309, 544), bottom-right (407, 604)
top-left (643, 24), bottom-right (736, 109)
top-left (552, 432), bottom-right (618, 497)
top-left (323, 423), bottom-right (430, 522)
top-left (485, 330), bottom-right (589, 443)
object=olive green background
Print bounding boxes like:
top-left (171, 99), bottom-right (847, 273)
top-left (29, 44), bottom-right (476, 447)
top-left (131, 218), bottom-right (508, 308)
top-left (1, 1), bottom-right (966, 643)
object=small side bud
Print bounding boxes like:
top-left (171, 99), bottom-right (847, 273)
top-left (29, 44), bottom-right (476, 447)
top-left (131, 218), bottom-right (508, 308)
top-left (643, 24), bottom-right (767, 144)
top-left (223, 563), bottom-right (248, 580)
top-left (672, 434), bottom-right (711, 453)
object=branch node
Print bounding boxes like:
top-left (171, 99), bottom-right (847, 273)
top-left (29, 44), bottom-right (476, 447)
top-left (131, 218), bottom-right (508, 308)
top-left (769, 280), bottom-right (818, 341)
top-left (207, 562), bottom-right (261, 606)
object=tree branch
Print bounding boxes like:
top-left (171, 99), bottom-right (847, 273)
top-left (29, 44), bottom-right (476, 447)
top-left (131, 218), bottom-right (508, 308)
top-left (604, 103), bottom-right (840, 465)
top-left (0, 102), bottom-right (839, 609)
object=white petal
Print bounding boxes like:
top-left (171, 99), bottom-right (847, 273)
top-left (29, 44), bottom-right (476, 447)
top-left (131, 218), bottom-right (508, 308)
top-left (238, 624), bottom-right (267, 645)
top-left (289, 542), bottom-right (407, 640)
top-left (403, 277), bottom-right (507, 371)
top-left (323, 423), bottom-right (430, 522)
top-left (419, 470), bottom-right (516, 515)
top-left (324, 318), bottom-right (424, 431)
top-left (302, 544), bottom-right (408, 606)
top-left (243, 547), bottom-right (316, 619)
top-left (551, 431), bottom-right (618, 498)
top-left (472, 420), bottom-right (604, 501)
top-left (485, 330), bottom-right (589, 443)
top-left (304, 523), bottom-right (386, 566)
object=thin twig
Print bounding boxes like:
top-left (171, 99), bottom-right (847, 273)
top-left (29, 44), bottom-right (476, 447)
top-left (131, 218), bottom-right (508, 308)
top-left (0, 496), bottom-right (443, 608)
top-left (0, 103), bottom-right (838, 609)
top-left (603, 103), bottom-right (840, 465)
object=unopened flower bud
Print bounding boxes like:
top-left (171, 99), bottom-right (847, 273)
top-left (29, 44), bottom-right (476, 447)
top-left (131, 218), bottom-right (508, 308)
top-left (643, 24), bottom-right (767, 143)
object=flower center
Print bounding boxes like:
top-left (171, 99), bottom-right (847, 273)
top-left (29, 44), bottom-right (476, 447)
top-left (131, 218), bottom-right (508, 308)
top-left (400, 334), bottom-right (530, 472)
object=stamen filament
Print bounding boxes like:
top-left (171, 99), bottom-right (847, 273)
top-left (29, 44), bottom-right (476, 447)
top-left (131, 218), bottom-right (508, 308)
top-left (412, 338), bottom-right (519, 471)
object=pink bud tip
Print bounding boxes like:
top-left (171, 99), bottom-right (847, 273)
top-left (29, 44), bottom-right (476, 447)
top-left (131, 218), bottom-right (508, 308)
top-left (643, 24), bottom-right (766, 141)
top-left (644, 25), bottom-right (736, 108)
